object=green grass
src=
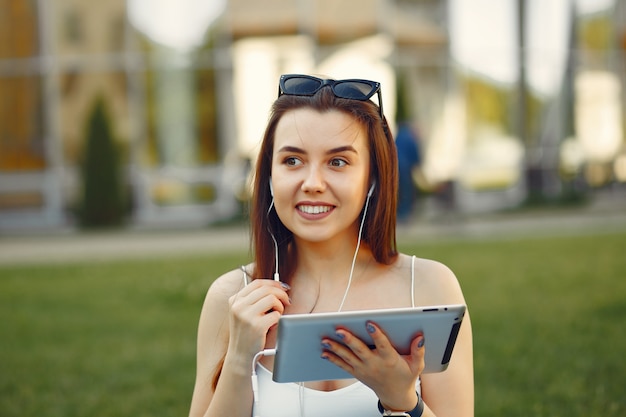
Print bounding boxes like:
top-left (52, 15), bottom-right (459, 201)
top-left (1, 232), bottom-right (625, 416)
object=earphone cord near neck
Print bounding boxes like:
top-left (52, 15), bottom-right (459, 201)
top-left (254, 192), bottom-right (372, 417)
top-left (268, 191), bottom-right (372, 305)
top-left (268, 198), bottom-right (280, 281)
top-left (337, 192), bottom-right (372, 312)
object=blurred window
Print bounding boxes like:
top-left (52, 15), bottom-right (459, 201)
top-left (0, 0), bottom-right (46, 172)
top-left (136, 37), bottom-right (220, 169)
top-left (64, 9), bottom-right (83, 44)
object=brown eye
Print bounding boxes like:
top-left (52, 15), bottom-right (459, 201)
top-left (284, 157), bottom-right (302, 166)
top-left (329, 158), bottom-right (347, 167)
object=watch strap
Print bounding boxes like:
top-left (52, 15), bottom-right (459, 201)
top-left (377, 392), bottom-right (424, 417)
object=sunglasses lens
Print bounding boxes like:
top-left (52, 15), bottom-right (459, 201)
top-left (282, 76), bottom-right (322, 95)
top-left (333, 81), bottom-right (376, 100)
top-left (279, 76), bottom-right (382, 118)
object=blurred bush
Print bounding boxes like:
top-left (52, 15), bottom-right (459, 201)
top-left (78, 96), bottom-right (126, 228)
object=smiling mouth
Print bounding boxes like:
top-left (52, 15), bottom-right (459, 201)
top-left (297, 205), bottom-right (332, 215)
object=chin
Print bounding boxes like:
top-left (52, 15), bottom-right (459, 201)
top-left (292, 230), bottom-right (331, 243)
top-left (292, 224), bottom-right (355, 245)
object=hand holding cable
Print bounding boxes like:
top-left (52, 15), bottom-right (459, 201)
top-left (227, 278), bottom-right (291, 362)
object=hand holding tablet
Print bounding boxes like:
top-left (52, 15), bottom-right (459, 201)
top-left (272, 304), bottom-right (466, 383)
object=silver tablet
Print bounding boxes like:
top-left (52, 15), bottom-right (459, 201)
top-left (272, 304), bottom-right (466, 383)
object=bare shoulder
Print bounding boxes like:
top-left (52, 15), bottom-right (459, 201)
top-left (196, 265), bottom-right (252, 356)
top-left (190, 265), bottom-right (253, 414)
top-left (203, 264), bottom-right (252, 308)
top-left (405, 254), bottom-right (466, 306)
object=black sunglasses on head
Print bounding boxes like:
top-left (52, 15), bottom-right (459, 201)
top-left (278, 74), bottom-right (384, 119)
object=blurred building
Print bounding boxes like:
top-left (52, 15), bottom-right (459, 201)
top-left (0, 0), bottom-right (448, 230)
top-left (0, 0), bottom-right (624, 231)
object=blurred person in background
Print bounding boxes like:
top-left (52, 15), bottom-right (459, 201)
top-left (395, 122), bottom-right (422, 223)
top-left (189, 74), bottom-right (473, 417)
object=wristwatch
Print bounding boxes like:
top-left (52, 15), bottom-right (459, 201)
top-left (377, 392), bottom-right (424, 417)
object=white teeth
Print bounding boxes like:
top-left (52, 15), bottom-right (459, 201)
top-left (298, 205), bottom-right (331, 214)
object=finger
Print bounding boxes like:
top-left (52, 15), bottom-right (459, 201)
top-left (255, 293), bottom-right (288, 315)
top-left (231, 281), bottom-right (291, 310)
top-left (365, 321), bottom-right (395, 356)
top-left (320, 338), bottom-right (356, 374)
top-left (234, 290), bottom-right (288, 320)
top-left (259, 281), bottom-right (291, 306)
top-left (411, 333), bottom-right (425, 355)
top-left (407, 333), bottom-right (426, 374)
top-left (231, 295), bottom-right (285, 337)
top-left (332, 328), bottom-right (374, 360)
top-left (258, 309), bottom-right (283, 332)
top-left (252, 286), bottom-right (291, 309)
top-left (238, 278), bottom-right (291, 298)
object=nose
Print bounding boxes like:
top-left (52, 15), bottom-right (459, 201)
top-left (301, 166), bottom-right (326, 193)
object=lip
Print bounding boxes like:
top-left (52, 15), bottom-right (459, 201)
top-left (296, 202), bottom-right (335, 220)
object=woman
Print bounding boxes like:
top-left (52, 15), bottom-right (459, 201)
top-left (189, 74), bottom-right (473, 417)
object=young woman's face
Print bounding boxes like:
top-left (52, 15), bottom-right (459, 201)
top-left (271, 108), bottom-right (371, 244)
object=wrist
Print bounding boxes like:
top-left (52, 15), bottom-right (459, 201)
top-left (223, 352), bottom-right (253, 378)
top-left (378, 391), bottom-right (424, 417)
top-left (378, 389), bottom-right (419, 413)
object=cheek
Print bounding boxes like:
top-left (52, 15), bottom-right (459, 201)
top-left (270, 180), bottom-right (293, 213)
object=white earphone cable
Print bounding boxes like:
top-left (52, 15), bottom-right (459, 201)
top-left (256, 185), bottom-right (373, 416)
top-left (337, 190), bottom-right (372, 312)
top-left (267, 198), bottom-right (280, 281)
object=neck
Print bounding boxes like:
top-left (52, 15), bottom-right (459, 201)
top-left (289, 235), bottom-right (374, 312)
top-left (292, 227), bottom-right (365, 273)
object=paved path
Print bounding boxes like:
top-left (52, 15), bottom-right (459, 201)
top-left (0, 226), bottom-right (252, 266)
top-left (1, 199), bottom-right (625, 266)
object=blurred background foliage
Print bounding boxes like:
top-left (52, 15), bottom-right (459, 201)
top-left (78, 96), bottom-right (127, 227)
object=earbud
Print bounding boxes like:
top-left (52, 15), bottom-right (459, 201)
top-left (367, 181), bottom-right (376, 198)
top-left (269, 177), bottom-right (274, 197)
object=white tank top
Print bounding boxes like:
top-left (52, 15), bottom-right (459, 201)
top-left (250, 256), bottom-right (421, 417)
top-left (253, 365), bottom-right (422, 417)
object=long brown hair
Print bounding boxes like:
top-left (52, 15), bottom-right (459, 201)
top-left (250, 87), bottom-right (399, 282)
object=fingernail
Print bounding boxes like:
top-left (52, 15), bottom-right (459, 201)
top-left (280, 282), bottom-right (291, 290)
top-left (335, 331), bottom-right (345, 340)
top-left (321, 342), bottom-right (331, 349)
top-left (321, 354), bottom-right (329, 360)
top-left (418, 338), bottom-right (425, 348)
top-left (366, 322), bottom-right (376, 334)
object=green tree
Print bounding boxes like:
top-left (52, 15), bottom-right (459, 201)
top-left (79, 96), bottom-right (125, 228)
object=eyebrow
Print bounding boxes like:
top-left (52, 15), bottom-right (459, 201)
top-left (276, 145), bottom-right (358, 155)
